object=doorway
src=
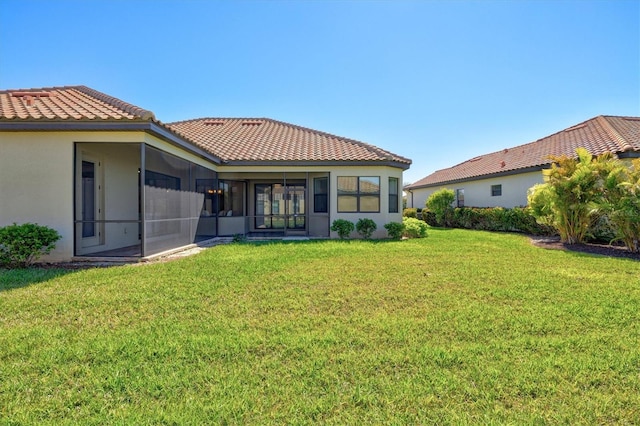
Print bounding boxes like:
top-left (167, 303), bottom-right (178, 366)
top-left (254, 183), bottom-right (306, 234)
top-left (80, 154), bottom-right (104, 248)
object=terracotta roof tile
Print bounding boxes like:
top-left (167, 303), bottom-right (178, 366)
top-left (0, 85), bottom-right (411, 168)
top-left (167, 117), bottom-right (412, 165)
top-left (407, 115), bottom-right (640, 189)
top-left (0, 85), bottom-right (155, 121)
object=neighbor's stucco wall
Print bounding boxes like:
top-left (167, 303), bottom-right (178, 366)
top-left (407, 171), bottom-right (544, 209)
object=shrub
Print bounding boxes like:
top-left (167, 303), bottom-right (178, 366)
top-left (446, 206), bottom-right (555, 235)
top-left (330, 219), bottom-right (355, 240)
top-left (356, 218), bottom-right (377, 239)
top-left (601, 158), bottom-right (640, 252)
top-left (384, 222), bottom-right (405, 240)
top-left (402, 217), bottom-right (428, 239)
top-left (232, 234), bottom-right (247, 243)
top-left (426, 189), bottom-right (455, 227)
top-left (403, 208), bottom-right (418, 218)
top-left (0, 223), bottom-right (61, 268)
top-left (422, 209), bottom-right (438, 226)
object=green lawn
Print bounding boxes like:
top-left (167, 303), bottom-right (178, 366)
top-left (1, 229), bottom-right (639, 424)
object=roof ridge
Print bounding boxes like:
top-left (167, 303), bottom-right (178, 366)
top-left (72, 86), bottom-right (156, 120)
top-left (165, 117), bottom-right (265, 125)
top-left (598, 115), bottom-right (634, 152)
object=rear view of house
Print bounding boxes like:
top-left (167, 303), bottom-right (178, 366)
top-left (0, 86), bottom-right (411, 262)
top-left (406, 116), bottom-right (640, 209)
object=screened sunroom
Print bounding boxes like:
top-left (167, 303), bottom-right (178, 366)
top-left (74, 142), bottom-right (217, 258)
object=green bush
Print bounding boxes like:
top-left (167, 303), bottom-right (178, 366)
top-left (600, 158), bottom-right (640, 252)
top-left (402, 217), bottom-right (428, 239)
top-left (422, 209), bottom-right (438, 226)
top-left (426, 189), bottom-right (455, 227)
top-left (356, 218), bottom-right (377, 239)
top-left (232, 234), bottom-right (247, 243)
top-left (330, 219), bottom-right (355, 240)
top-left (384, 222), bottom-right (405, 240)
top-left (0, 223), bottom-right (61, 268)
top-left (449, 207), bottom-right (554, 235)
top-left (402, 208), bottom-right (418, 218)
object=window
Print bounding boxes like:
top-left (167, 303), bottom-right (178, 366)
top-left (81, 161), bottom-right (96, 238)
top-left (219, 180), bottom-right (245, 216)
top-left (314, 177), bottom-right (328, 213)
top-left (491, 184), bottom-right (502, 197)
top-left (337, 176), bottom-right (380, 213)
top-left (196, 179), bottom-right (217, 216)
top-left (145, 170), bottom-right (180, 190)
top-left (456, 189), bottom-right (465, 207)
top-left (389, 177), bottom-right (399, 213)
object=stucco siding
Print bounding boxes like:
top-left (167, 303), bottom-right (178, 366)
top-left (1, 133), bottom-right (75, 261)
top-left (218, 165), bottom-right (405, 239)
top-left (407, 171), bottom-right (543, 209)
top-left (330, 165), bottom-right (404, 239)
top-left (0, 131), bottom-right (202, 262)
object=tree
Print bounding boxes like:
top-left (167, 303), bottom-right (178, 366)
top-left (528, 148), bottom-right (614, 244)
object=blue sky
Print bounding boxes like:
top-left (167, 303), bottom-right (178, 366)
top-left (1, 0), bottom-right (638, 183)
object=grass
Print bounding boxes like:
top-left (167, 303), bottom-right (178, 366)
top-left (1, 229), bottom-right (639, 424)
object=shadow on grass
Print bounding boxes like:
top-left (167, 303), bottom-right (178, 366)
top-left (1, 267), bottom-right (82, 292)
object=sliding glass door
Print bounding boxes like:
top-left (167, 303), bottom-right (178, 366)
top-left (255, 183), bottom-right (305, 231)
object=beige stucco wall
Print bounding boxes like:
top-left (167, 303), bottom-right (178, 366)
top-left (0, 131), bottom-right (153, 262)
top-left (329, 165), bottom-right (404, 239)
top-left (1, 130), bottom-right (219, 262)
top-left (407, 170), bottom-right (544, 210)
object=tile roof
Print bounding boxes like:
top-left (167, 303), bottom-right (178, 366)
top-left (407, 115), bottom-right (640, 189)
top-left (0, 85), bottom-right (410, 168)
top-left (0, 85), bottom-right (155, 121)
top-left (167, 117), bottom-right (412, 166)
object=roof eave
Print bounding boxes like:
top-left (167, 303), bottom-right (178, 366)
top-left (618, 150), bottom-right (640, 159)
top-left (219, 159), bottom-right (411, 170)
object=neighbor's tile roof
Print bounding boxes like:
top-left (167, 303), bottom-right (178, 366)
top-left (0, 85), bottom-right (155, 121)
top-left (407, 115), bottom-right (640, 189)
top-left (167, 117), bottom-right (412, 165)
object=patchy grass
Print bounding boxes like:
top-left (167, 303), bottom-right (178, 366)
top-left (1, 229), bottom-right (639, 424)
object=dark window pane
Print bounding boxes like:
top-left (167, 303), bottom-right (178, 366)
top-left (389, 177), bottom-right (399, 213)
top-left (314, 177), bottom-right (328, 213)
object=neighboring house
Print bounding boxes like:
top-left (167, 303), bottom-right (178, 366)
top-left (406, 115), bottom-right (640, 209)
top-left (0, 86), bottom-right (411, 262)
